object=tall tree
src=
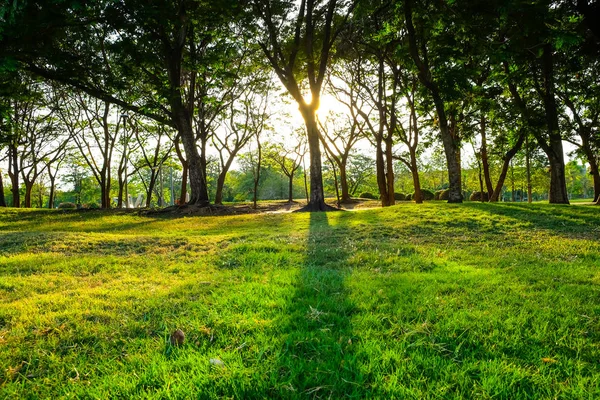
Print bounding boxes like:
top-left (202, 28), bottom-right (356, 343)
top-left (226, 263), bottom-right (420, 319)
top-left (1, 0), bottom-right (242, 206)
top-left (251, 0), bottom-right (354, 211)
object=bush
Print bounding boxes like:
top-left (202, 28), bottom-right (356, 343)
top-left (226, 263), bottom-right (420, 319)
top-left (83, 202), bottom-right (99, 209)
top-left (394, 192), bottom-right (406, 201)
top-left (413, 189), bottom-right (435, 201)
top-left (405, 193), bottom-right (412, 201)
top-left (434, 190), bottom-right (442, 200)
top-left (439, 189), bottom-right (450, 201)
top-left (469, 191), bottom-right (489, 201)
top-left (57, 202), bottom-right (77, 209)
top-left (359, 192), bottom-right (378, 200)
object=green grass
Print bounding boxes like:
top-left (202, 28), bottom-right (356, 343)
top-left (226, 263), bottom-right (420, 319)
top-left (1, 203), bottom-right (599, 399)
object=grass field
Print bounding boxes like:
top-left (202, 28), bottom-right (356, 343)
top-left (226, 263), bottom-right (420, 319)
top-left (1, 203), bottom-right (599, 398)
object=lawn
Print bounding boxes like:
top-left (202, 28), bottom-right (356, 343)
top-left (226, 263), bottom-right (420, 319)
top-left (1, 203), bottom-right (599, 399)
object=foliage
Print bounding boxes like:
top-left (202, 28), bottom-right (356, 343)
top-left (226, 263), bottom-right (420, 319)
top-left (394, 192), bottom-right (406, 201)
top-left (439, 189), bottom-right (450, 201)
top-left (469, 191), bottom-right (490, 202)
top-left (359, 192), bottom-right (377, 200)
top-left (56, 202), bottom-right (76, 209)
top-left (415, 189), bottom-right (434, 201)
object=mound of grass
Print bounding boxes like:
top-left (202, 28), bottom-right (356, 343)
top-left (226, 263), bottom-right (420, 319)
top-left (1, 203), bottom-right (599, 398)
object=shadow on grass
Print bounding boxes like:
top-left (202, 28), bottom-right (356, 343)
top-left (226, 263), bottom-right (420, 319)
top-left (462, 202), bottom-right (600, 238)
top-left (269, 212), bottom-right (362, 398)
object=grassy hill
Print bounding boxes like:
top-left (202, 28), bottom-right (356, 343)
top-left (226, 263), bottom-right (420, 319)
top-left (1, 203), bottom-right (599, 398)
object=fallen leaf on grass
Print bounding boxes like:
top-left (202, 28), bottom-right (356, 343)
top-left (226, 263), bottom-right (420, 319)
top-left (209, 358), bottom-right (225, 367)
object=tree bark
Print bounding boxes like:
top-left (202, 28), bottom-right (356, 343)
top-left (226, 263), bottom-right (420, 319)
top-left (300, 107), bottom-right (327, 211)
top-left (385, 136), bottom-right (396, 206)
top-left (410, 149), bottom-right (423, 204)
top-left (580, 138), bottom-right (600, 202)
top-left (404, 0), bottom-right (462, 203)
top-left (339, 160), bottom-right (350, 202)
top-left (48, 175), bottom-right (56, 209)
top-left (525, 134), bottom-right (532, 203)
top-left (163, 13), bottom-right (209, 207)
top-left (375, 138), bottom-right (389, 206)
top-left (9, 144), bottom-right (20, 208)
top-left (145, 172), bottom-right (158, 208)
top-left (288, 171), bottom-right (295, 203)
top-left (214, 156), bottom-right (235, 205)
top-left (0, 171), bottom-right (6, 207)
top-left (24, 181), bottom-right (34, 208)
top-left (253, 138), bottom-right (262, 209)
top-left (100, 173), bottom-right (111, 209)
top-left (480, 115), bottom-right (494, 198)
top-left (490, 132), bottom-right (526, 202)
top-left (179, 163), bottom-right (188, 205)
top-left (172, 105), bottom-right (209, 206)
top-left (541, 44), bottom-right (569, 204)
top-left (117, 172), bottom-right (124, 208)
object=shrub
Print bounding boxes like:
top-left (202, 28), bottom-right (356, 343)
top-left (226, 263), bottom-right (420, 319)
top-left (359, 192), bottom-right (378, 200)
top-left (57, 202), bottom-right (77, 209)
top-left (434, 190), bottom-right (442, 200)
top-left (413, 189), bottom-right (435, 201)
top-left (405, 193), bottom-right (412, 201)
top-left (83, 202), bottom-right (99, 209)
top-left (469, 191), bottom-right (489, 201)
top-left (439, 189), bottom-right (450, 201)
top-left (394, 192), bottom-right (406, 201)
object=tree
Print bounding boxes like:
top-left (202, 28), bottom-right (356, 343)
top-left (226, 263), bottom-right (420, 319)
top-left (402, 0), bottom-right (466, 203)
top-left (317, 107), bottom-right (363, 202)
top-left (133, 121), bottom-right (175, 207)
top-left (557, 54), bottom-right (600, 202)
top-left (265, 138), bottom-right (306, 203)
top-left (213, 74), bottom-right (272, 205)
top-left (2, 0), bottom-right (242, 206)
top-left (251, 0), bottom-right (354, 211)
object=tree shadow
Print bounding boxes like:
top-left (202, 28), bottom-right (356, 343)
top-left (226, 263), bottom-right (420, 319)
top-left (462, 202), bottom-right (600, 239)
top-left (268, 211), bottom-right (362, 398)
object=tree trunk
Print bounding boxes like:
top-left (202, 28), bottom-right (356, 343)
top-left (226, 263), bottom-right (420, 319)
top-left (591, 166), bottom-right (600, 203)
top-left (339, 159), bottom-right (350, 202)
top-left (410, 149), bottom-right (423, 204)
top-left (375, 137), bottom-right (389, 206)
top-left (48, 175), bottom-right (55, 209)
top-left (117, 171), bottom-right (124, 208)
top-left (24, 181), bottom-right (34, 208)
top-left (581, 138), bottom-right (600, 202)
top-left (525, 134), bottom-right (532, 203)
top-left (9, 144), bottom-right (20, 208)
top-left (174, 107), bottom-right (209, 206)
top-left (166, 34), bottom-right (209, 207)
top-left (385, 136), bottom-right (396, 206)
top-left (541, 44), bottom-right (569, 204)
top-left (441, 122), bottom-right (463, 203)
top-left (179, 162), bottom-right (188, 205)
top-left (288, 172), bottom-right (294, 203)
top-left (547, 150), bottom-right (569, 203)
top-left (215, 156), bottom-right (236, 205)
top-left (300, 107), bottom-right (327, 211)
top-left (100, 172), bottom-right (111, 209)
top-left (404, 0), bottom-right (461, 203)
top-left (0, 171), bottom-right (6, 207)
top-left (145, 172), bottom-right (157, 208)
top-left (490, 132), bottom-right (526, 202)
top-left (480, 115), bottom-right (494, 197)
top-left (253, 138), bottom-right (262, 209)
